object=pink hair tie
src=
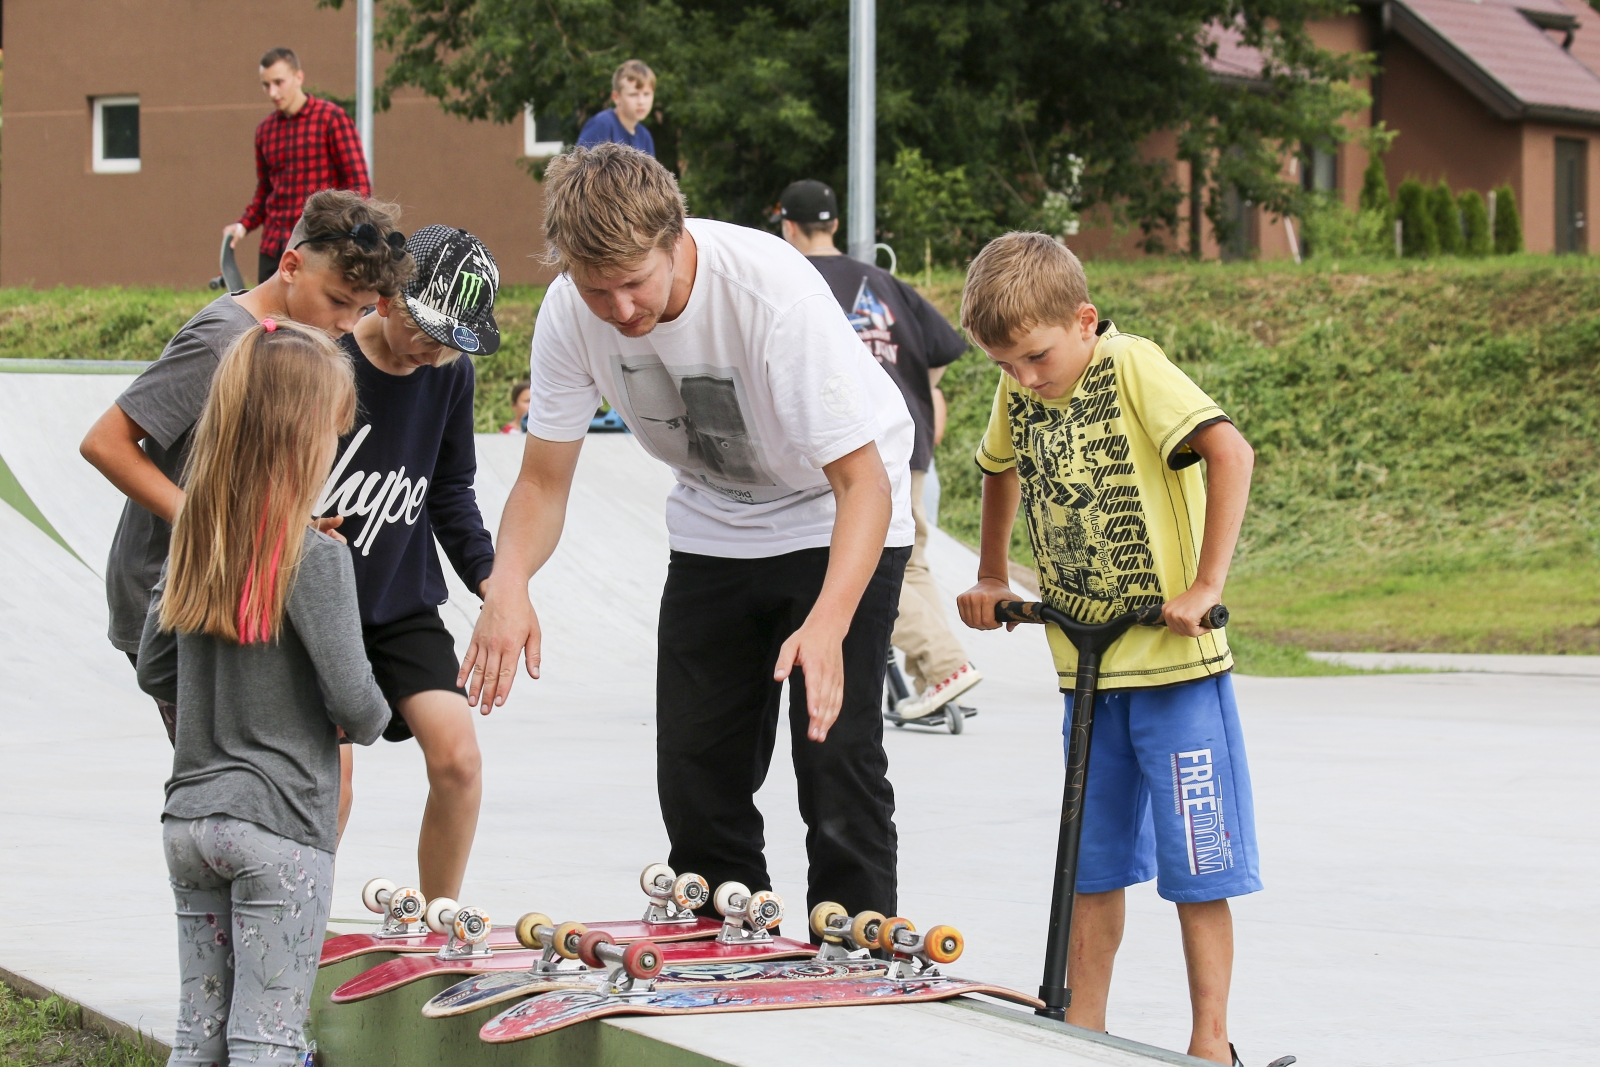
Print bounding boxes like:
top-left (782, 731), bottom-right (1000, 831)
top-left (261, 318), bottom-right (278, 332)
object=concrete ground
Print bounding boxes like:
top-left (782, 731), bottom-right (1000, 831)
top-left (1, 369), bottom-right (1596, 1066)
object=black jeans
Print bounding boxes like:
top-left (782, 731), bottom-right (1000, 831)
top-left (656, 545), bottom-right (909, 926)
top-left (258, 250), bottom-right (283, 285)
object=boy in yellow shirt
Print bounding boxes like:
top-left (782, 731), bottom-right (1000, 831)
top-left (956, 234), bottom-right (1259, 1066)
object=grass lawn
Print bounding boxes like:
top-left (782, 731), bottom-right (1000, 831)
top-left (0, 984), bottom-right (163, 1067)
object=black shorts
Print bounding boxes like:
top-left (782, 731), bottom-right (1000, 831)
top-left (363, 609), bottom-right (466, 743)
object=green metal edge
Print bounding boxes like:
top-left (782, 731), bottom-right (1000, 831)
top-left (0, 358), bottom-right (151, 374)
top-left (309, 955), bottom-right (737, 1067)
top-left (0, 450), bottom-right (83, 562)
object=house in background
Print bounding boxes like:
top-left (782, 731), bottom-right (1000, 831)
top-left (1074, 0), bottom-right (1600, 260)
top-left (1, 0), bottom-right (564, 288)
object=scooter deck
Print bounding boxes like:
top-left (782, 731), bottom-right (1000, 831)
top-left (480, 975), bottom-right (1045, 1042)
top-left (332, 935), bottom-right (819, 1003)
top-left (320, 916), bottom-right (725, 967)
top-left (423, 957), bottom-right (882, 1018)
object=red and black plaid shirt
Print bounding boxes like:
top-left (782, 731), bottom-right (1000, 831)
top-left (237, 96), bottom-right (372, 257)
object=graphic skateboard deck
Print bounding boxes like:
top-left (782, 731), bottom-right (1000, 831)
top-left (479, 975), bottom-right (1045, 1042)
top-left (332, 935), bottom-right (819, 1003)
top-left (421, 948), bottom-right (853, 1017)
top-left (321, 916), bottom-right (725, 967)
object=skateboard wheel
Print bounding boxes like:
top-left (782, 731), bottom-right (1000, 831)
top-left (713, 881), bottom-right (750, 917)
top-left (515, 912), bottom-right (553, 950)
top-left (388, 886), bottom-right (425, 924)
top-left (849, 910), bottom-right (885, 950)
top-left (424, 896), bottom-right (458, 935)
top-left (576, 928), bottom-right (616, 969)
top-left (362, 877), bottom-right (396, 914)
top-left (746, 890), bottom-right (784, 931)
top-left (809, 901), bottom-right (848, 942)
top-left (553, 921), bottom-right (588, 960)
top-left (878, 917), bottom-right (915, 952)
top-left (454, 906), bottom-right (491, 944)
top-left (671, 873), bottom-right (710, 911)
top-left (623, 939), bottom-right (664, 980)
top-left (923, 925), bottom-right (964, 964)
top-left (640, 862), bottom-right (675, 897)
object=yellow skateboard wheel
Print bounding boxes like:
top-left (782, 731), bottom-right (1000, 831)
top-left (878, 917), bottom-right (915, 952)
top-left (849, 910), bottom-right (886, 950)
top-left (553, 921), bottom-right (588, 960)
top-left (515, 912), bottom-right (553, 950)
top-left (809, 901), bottom-right (848, 942)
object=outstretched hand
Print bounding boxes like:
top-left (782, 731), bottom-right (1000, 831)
top-left (456, 585), bottom-right (542, 712)
top-left (774, 618), bottom-right (848, 742)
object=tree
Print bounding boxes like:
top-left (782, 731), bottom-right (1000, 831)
top-left (1359, 148), bottom-right (1390, 216)
top-left (1428, 180), bottom-right (1462, 255)
top-left (1458, 190), bottom-right (1491, 256)
top-left (877, 148), bottom-right (995, 266)
top-left (1493, 183), bottom-right (1524, 254)
top-left (1395, 179), bottom-right (1438, 257)
top-left (333, 0), bottom-right (1369, 250)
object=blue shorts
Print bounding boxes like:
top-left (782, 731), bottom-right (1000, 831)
top-left (1070, 672), bottom-right (1263, 903)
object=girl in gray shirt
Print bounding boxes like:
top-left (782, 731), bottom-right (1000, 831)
top-left (137, 320), bottom-right (389, 1066)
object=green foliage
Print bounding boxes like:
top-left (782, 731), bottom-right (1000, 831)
top-left (1459, 190), bottom-right (1491, 256)
top-left (1428, 180), bottom-right (1462, 255)
top-left (1394, 179), bottom-right (1438, 257)
top-left (1358, 149), bottom-right (1391, 216)
top-left (878, 149), bottom-right (996, 267)
top-left (1493, 183), bottom-right (1524, 254)
top-left (333, 0), bottom-right (1369, 245)
top-left (1298, 194), bottom-right (1394, 259)
top-left (0, 985), bottom-right (164, 1067)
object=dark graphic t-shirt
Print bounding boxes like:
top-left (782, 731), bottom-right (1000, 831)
top-left (577, 109), bottom-right (656, 156)
top-left (316, 334), bottom-right (495, 627)
top-left (807, 256), bottom-right (968, 470)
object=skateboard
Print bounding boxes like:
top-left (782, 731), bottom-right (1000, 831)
top-left (208, 233), bottom-right (246, 292)
top-left (479, 975), bottom-right (1044, 1042)
top-left (320, 864), bottom-right (719, 966)
top-left (425, 957), bottom-right (886, 1018)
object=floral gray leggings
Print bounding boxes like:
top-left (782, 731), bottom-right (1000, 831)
top-left (163, 816), bottom-right (332, 1066)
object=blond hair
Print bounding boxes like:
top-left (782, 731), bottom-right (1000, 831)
top-left (541, 143), bottom-right (686, 272)
top-left (961, 233), bottom-right (1090, 348)
top-left (613, 59), bottom-right (656, 92)
top-left (394, 296), bottom-right (462, 366)
top-left (161, 321), bottom-right (356, 643)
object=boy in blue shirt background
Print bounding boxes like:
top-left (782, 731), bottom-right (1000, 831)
top-left (577, 60), bottom-right (657, 157)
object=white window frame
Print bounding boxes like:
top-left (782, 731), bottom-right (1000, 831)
top-left (523, 105), bottom-right (564, 158)
top-left (92, 95), bottom-right (141, 174)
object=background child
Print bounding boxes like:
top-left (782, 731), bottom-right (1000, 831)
top-left (503, 380), bottom-right (531, 433)
top-left (577, 60), bottom-right (657, 156)
top-left (955, 234), bottom-right (1259, 1065)
top-left (137, 320), bottom-right (390, 1066)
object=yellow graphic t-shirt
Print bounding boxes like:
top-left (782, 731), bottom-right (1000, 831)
top-left (975, 323), bottom-right (1233, 689)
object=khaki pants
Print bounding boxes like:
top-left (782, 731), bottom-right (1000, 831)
top-left (892, 469), bottom-right (970, 694)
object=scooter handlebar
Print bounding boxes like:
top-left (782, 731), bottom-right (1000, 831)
top-left (994, 601), bottom-right (1228, 631)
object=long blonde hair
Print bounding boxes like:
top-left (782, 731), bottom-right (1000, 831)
top-left (161, 320), bottom-right (356, 643)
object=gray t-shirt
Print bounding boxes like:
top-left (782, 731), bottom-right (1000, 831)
top-left (136, 528), bottom-right (391, 852)
top-left (107, 295), bottom-right (256, 652)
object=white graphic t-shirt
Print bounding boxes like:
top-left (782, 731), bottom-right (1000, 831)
top-left (526, 219), bottom-right (915, 557)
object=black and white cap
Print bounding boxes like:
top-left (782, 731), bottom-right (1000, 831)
top-left (403, 225), bottom-right (501, 355)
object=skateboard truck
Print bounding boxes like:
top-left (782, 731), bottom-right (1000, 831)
top-left (361, 877), bottom-right (426, 939)
top-left (574, 929), bottom-right (665, 995)
top-left (808, 901), bottom-right (884, 961)
top-left (877, 917), bottom-right (964, 981)
top-left (513, 912), bottom-right (592, 975)
top-left (997, 598), bottom-right (1227, 1022)
top-left (638, 862), bottom-right (710, 925)
top-left (712, 882), bottom-right (783, 945)
top-left (425, 897), bottom-right (494, 962)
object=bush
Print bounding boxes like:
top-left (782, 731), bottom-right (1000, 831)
top-left (1493, 183), bottom-right (1524, 254)
top-left (1359, 151), bottom-right (1391, 216)
top-left (1459, 190), bottom-right (1492, 256)
top-left (1429, 180), bottom-right (1463, 254)
top-left (1395, 179), bottom-right (1439, 257)
top-left (878, 148), bottom-right (996, 267)
top-left (1298, 194), bottom-right (1395, 259)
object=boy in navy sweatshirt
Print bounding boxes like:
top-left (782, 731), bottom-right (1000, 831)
top-left (315, 225), bottom-right (501, 900)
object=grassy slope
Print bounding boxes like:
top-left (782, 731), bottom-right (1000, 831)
top-left (0, 985), bottom-right (162, 1067)
top-left (5, 254), bottom-right (1598, 658)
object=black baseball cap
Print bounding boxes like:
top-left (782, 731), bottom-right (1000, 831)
top-left (779, 180), bottom-right (838, 225)
top-left (403, 226), bottom-right (501, 355)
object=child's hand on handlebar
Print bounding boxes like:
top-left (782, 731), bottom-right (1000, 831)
top-left (1162, 584), bottom-right (1225, 637)
top-left (957, 577), bottom-right (1020, 631)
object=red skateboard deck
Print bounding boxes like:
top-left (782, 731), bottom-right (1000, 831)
top-left (320, 916), bottom-right (724, 967)
top-left (331, 936), bottom-right (819, 1003)
top-left (479, 975), bottom-right (1045, 1041)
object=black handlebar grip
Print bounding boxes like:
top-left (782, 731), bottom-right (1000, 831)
top-left (994, 600), bottom-right (1045, 625)
top-left (1204, 605), bottom-right (1229, 630)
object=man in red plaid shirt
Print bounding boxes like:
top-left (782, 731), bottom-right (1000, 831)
top-left (223, 48), bottom-right (372, 285)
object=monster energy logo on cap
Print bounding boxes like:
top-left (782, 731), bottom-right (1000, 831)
top-left (455, 271), bottom-right (487, 310)
top-left (402, 225), bottom-right (502, 356)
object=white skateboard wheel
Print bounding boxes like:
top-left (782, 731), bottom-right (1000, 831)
top-left (453, 906), bottom-right (491, 944)
top-left (672, 873), bottom-right (709, 911)
top-left (746, 890), bottom-right (783, 931)
top-left (640, 862), bottom-right (675, 897)
top-left (713, 881), bottom-right (750, 917)
top-left (388, 886), bottom-right (425, 924)
top-left (425, 896), bottom-right (458, 935)
top-left (362, 877), bottom-right (396, 914)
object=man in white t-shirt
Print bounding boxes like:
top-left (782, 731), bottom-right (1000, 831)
top-left (459, 144), bottom-right (915, 919)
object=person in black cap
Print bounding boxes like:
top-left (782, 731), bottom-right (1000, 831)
top-left (780, 179), bottom-right (983, 720)
top-left (316, 224), bottom-right (501, 901)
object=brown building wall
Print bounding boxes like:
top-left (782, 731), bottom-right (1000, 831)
top-left (1, 0), bottom-right (552, 289)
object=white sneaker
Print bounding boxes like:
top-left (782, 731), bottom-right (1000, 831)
top-left (895, 663), bottom-right (982, 720)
